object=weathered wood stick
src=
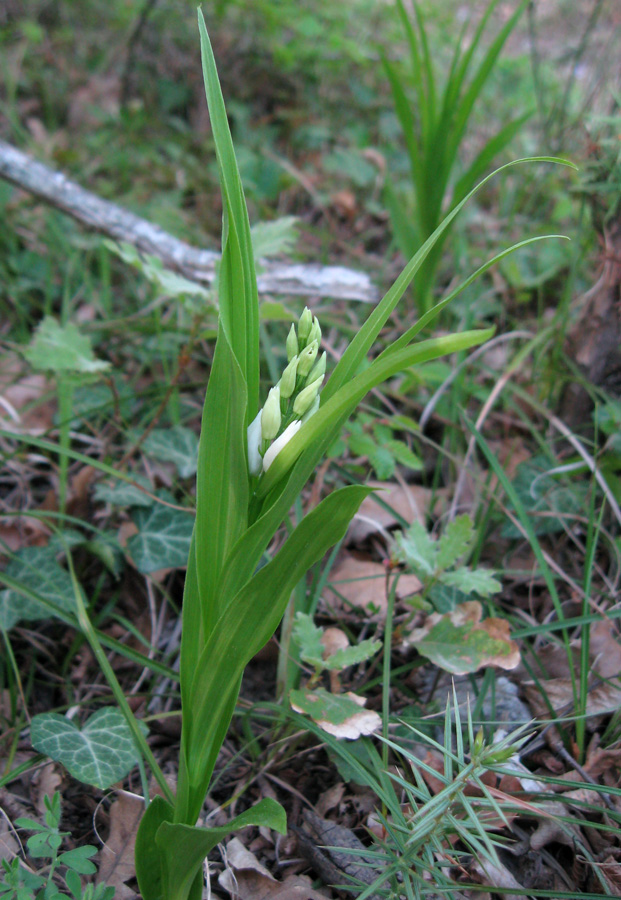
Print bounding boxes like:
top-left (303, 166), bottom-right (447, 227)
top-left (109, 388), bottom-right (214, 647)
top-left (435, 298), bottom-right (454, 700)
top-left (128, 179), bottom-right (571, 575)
top-left (0, 139), bottom-right (378, 303)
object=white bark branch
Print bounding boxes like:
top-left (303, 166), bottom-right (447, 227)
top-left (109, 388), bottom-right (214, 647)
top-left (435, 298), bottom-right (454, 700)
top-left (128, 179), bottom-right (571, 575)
top-left (0, 139), bottom-right (378, 303)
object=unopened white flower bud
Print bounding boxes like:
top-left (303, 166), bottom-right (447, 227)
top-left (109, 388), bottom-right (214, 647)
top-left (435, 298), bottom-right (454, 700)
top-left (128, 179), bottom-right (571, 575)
top-left (262, 419), bottom-right (302, 471)
top-left (286, 324), bottom-right (298, 362)
top-left (301, 394), bottom-right (320, 423)
top-left (298, 306), bottom-right (313, 343)
top-left (279, 355), bottom-right (298, 399)
top-left (306, 350), bottom-right (326, 386)
top-left (261, 386), bottom-right (281, 441)
top-left (308, 316), bottom-right (321, 347)
top-left (297, 340), bottom-right (318, 378)
top-left (293, 377), bottom-right (323, 417)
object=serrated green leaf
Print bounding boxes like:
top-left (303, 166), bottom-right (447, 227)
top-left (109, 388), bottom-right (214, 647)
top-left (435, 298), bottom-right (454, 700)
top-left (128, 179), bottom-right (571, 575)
top-left (393, 520), bottom-right (437, 577)
top-left (324, 638), bottom-right (381, 671)
top-left (441, 566), bottom-right (502, 597)
top-left (250, 216), bottom-right (299, 259)
top-left (0, 547), bottom-right (79, 630)
top-left (143, 426), bottom-right (199, 478)
top-left (292, 612), bottom-right (325, 669)
top-left (22, 317), bottom-right (110, 374)
top-left (94, 474), bottom-right (154, 508)
top-left (406, 601), bottom-right (519, 675)
top-left (30, 708), bottom-right (148, 790)
top-left (368, 444), bottom-right (396, 480)
top-left (127, 503), bottom-right (194, 573)
top-left (436, 514), bottom-right (473, 571)
top-left (385, 439), bottom-right (423, 471)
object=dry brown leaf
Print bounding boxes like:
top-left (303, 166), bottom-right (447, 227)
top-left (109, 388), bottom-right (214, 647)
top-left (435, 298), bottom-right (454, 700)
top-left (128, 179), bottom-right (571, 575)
top-left (524, 677), bottom-right (621, 721)
top-left (219, 837), bottom-right (329, 900)
top-left (589, 620), bottom-right (621, 679)
top-left (32, 764), bottom-right (63, 817)
top-left (0, 815), bottom-right (20, 864)
top-left (347, 482), bottom-right (434, 544)
top-left (315, 782), bottom-right (345, 818)
top-left (321, 627), bottom-right (349, 658)
top-left (326, 556), bottom-right (421, 617)
top-left (404, 601), bottom-right (520, 675)
top-left (96, 791), bottom-right (144, 899)
top-left (471, 857), bottom-right (525, 900)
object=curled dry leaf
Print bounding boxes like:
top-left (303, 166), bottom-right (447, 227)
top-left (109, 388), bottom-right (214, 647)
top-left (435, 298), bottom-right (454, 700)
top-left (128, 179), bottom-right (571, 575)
top-left (403, 600), bottom-right (520, 675)
top-left (219, 836), bottom-right (330, 900)
top-left (347, 482), bottom-right (434, 544)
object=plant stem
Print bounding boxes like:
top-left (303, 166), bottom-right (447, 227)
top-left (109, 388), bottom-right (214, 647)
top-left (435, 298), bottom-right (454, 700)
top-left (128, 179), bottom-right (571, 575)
top-left (382, 572), bottom-right (399, 773)
top-left (57, 376), bottom-right (74, 518)
top-left (66, 549), bottom-right (175, 806)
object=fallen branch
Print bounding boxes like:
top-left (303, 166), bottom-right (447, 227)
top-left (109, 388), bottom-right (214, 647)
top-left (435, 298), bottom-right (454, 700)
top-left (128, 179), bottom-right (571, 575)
top-left (0, 139), bottom-right (378, 303)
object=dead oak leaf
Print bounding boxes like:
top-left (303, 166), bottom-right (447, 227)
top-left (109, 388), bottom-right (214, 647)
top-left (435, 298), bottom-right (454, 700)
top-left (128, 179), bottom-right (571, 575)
top-left (96, 791), bottom-right (144, 900)
top-left (403, 600), bottom-right (520, 675)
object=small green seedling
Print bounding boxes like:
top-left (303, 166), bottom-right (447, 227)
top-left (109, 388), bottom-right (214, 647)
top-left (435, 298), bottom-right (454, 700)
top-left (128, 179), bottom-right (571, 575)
top-left (3, 792), bottom-right (114, 900)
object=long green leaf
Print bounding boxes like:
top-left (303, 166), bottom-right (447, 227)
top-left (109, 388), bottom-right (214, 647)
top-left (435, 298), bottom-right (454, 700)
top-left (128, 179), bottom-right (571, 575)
top-left (198, 10), bottom-right (259, 416)
top-left (259, 327), bottom-right (494, 499)
top-left (324, 157), bottom-right (572, 403)
top-left (194, 323), bottom-right (248, 634)
top-left (179, 485), bottom-right (372, 824)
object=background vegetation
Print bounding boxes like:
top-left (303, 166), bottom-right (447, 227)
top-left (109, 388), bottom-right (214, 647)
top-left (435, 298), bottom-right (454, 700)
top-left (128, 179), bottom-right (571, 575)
top-left (1, 0), bottom-right (621, 897)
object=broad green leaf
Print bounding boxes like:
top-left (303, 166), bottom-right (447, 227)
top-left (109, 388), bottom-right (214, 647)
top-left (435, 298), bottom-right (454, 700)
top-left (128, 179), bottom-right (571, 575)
top-left (177, 484), bottom-right (372, 826)
top-left (94, 474), bottom-right (154, 508)
top-left (135, 796), bottom-right (175, 900)
top-left (325, 639), bottom-right (381, 671)
top-left (250, 216), bottom-right (299, 259)
top-left (500, 454), bottom-right (587, 538)
top-left (128, 503), bottom-right (194, 573)
top-left (30, 708), bottom-right (148, 790)
top-left (0, 547), bottom-right (78, 630)
top-left (105, 241), bottom-right (211, 299)
top-left (405, 601), bottom-right (519, 675)
top-left (154, 798), bottom-right (286, 900)
top-left (393, 521), bottom-right (437, 577)
top-left (23, 317), bottom-right (110, 374)
top-left (143, 426), bottom-right (199, 478)
top-left (290, 687), bottom-right (381, 738)
top-left (293, 612), bottom-right (325, 669)
top-left (194, 323), bottom-right (248, 634)
top-left (436, 514), bottom-right (473, 571)
top-left (441, 567), bottom-right (502, 597)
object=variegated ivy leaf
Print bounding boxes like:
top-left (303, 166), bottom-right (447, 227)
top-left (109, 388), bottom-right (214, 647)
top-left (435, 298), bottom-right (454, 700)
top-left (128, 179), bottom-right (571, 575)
top-left (0, 546), bottom-right (80, 630)
top-left (127, 500), bottom-right (194, 573)
top-left (31, 708), bottom-right (148, 790)
top-left (143, 427), bottom-right (199, 478)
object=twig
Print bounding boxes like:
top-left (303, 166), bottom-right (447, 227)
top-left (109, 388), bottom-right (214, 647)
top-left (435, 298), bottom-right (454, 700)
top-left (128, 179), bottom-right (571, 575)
top-left (0, 139), bottom-right (378, 303)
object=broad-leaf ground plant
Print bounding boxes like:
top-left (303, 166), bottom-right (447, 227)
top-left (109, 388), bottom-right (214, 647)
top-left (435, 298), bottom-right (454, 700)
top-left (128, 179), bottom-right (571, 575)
top-left (12, 13), bottom-right (568, 900)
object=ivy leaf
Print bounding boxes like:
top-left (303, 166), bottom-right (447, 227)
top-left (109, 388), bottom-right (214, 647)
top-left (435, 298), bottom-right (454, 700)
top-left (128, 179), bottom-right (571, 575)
top-left (94, 474), bottom-right (154, 508)
top-left (143, 427), bottom-right (199, 478)
top-left (127, 501), bottom-right (194, 573)
top-left (405, 600), bottom-right (519, 675)
top-left (436, 514), bottom-right (474, 571)
top-left (441, 567), bottom-right (502, 597)
top-left (0, 546), bottom-right (79, 630)
top-left (22, 317), bottom-right (110, 374)
top-left (30, 708), bottom-right (148, 790)
top-left (290, 688), bottom-right (381, 739)
top-left (292, 612), bottom-right (325, 669)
